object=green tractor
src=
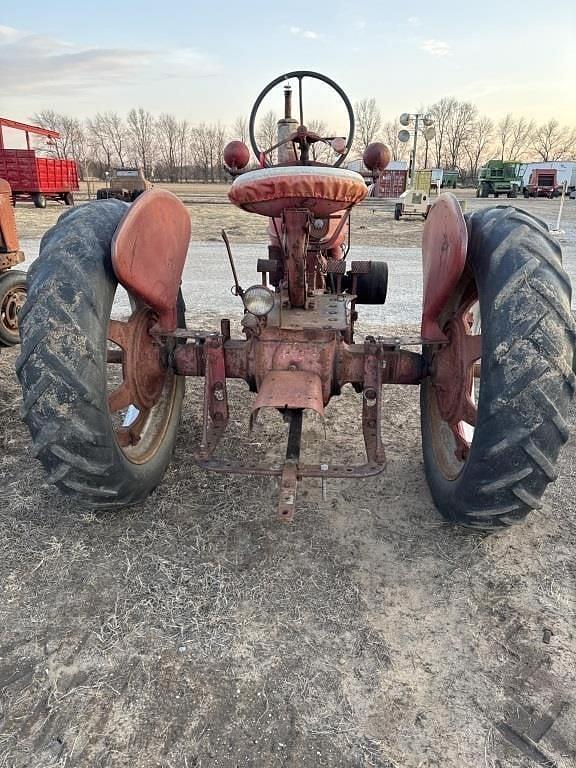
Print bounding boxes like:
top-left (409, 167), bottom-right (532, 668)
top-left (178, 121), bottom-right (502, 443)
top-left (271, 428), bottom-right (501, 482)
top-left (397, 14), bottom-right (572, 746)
top-left (477, 160), bottom-right (523, 199)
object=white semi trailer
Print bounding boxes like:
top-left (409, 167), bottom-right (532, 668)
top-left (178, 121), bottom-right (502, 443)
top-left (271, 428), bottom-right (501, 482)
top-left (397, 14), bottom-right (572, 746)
top-left (519, 161), bottom-right (576, 192)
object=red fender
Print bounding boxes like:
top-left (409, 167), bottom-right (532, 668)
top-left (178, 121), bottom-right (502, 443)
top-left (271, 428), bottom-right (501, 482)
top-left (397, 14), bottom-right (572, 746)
top-left (421, 193), bottom-right (468, 342)
top-left (112, 189), bottom-right (191, 332)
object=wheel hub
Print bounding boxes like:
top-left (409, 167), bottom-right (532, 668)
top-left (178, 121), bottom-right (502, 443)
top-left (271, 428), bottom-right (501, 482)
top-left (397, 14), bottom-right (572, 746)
top-left (432, 313), bottom-right (481, 460)
top-left (2, 285), bottom-right (26, 332)
top-left (108, 308), bottom-right (167, 412)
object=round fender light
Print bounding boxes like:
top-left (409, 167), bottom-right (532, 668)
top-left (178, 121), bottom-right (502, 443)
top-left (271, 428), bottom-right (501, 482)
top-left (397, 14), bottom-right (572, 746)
top-left (243, 285), bottom-right (275, 317)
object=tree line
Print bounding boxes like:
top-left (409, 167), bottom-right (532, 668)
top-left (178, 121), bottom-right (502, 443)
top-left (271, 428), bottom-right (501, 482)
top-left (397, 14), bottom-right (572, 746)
top-left (355, 97), bottom-right (576, 182)
top-left (29, 99), bottom-right (576, 184)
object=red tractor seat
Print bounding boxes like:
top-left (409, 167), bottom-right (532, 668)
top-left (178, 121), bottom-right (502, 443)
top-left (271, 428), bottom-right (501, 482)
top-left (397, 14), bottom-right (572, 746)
top-left (228, 166), bottom-right (368, 217)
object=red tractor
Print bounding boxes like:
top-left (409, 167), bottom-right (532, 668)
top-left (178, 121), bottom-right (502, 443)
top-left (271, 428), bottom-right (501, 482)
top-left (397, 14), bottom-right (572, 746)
top-left (0, 179), bottom-right (26, 346)
top-left (15, 72), bottom-right (575, 530)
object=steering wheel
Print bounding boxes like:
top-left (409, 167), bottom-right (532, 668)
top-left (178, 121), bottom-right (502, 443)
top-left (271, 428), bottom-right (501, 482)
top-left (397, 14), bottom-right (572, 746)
top-left (248, 70), bottom-right (355, 168)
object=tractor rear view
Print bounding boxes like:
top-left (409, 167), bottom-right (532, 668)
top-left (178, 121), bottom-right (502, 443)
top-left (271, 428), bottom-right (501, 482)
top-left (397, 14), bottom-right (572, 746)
top-left (16, 71), bottom-right (576, 532)
top-left (477, 160), bottom-right (523, 198)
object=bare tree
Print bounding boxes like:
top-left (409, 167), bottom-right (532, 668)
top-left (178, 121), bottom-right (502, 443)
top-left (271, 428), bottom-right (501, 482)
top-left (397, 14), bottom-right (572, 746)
top-left (256, 110), bottom-right (278, 163)
top-left (382, 121), bottom-right (408, 162)
top-left (232, 115), bottom-right (249, 144)
top-left (445, 101), bottom-right (477, 170)
top-left (428, 97), bottom-right (457, 168)
top-left (176, 120), bottom-right (190, 181)
top-left (32, 110), bottom-right (84, 161)
top-left (462, 116), bottom-right (493, 181)
top-left (127, 108), bottom-right (156, 178)
top-left (157, 113), bottom-right (180, 181)
top-left (86, 112), bottom-right (128, 168)
top-left (190, 123), bottom-right (227, 182)
top-left (496, 114), bottom-right (533, 161)
top-left (531, 119), bottom-right (576, 161)
top-left (354, 98), bottom-right (382, 152)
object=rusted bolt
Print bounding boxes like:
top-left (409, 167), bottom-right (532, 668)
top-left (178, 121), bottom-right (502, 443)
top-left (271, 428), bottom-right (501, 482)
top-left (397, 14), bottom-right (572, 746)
top-left (288, 364), bottom-right (298, 371)
top-left (364, 388), bottom-right (377, 406)
top-left (213, 382), bottom-right (225, 401)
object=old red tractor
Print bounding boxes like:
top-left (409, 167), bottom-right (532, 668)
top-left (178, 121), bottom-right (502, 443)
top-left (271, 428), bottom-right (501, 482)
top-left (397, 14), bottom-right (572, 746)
top-left (0, 179), bottom-right (27, 346)
top-left (16, 72), bottom-right (575, 529)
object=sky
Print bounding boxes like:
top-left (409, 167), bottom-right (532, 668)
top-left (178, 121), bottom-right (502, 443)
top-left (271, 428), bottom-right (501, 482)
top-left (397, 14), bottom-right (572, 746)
top-left (1, 0), bottom-right (574, 134)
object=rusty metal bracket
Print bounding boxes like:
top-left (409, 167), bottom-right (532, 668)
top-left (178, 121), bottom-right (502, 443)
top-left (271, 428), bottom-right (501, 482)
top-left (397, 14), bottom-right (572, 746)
top-left (197, 335), bottom-right (229, 459)
top-left (362, 341), bottom-right (386, 467)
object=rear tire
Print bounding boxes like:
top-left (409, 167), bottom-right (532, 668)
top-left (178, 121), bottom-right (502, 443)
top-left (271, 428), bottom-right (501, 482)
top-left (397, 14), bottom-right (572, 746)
top-left (480, 184), bottom-right (489, 198)
top-left (354, 262), bottom-right (388, 304)
top-left (33, 193), bottom-right (46, 209)
top-left (16, 200), bottom-right (186, 509)
top-left (0, 270), bottom-right (27, 346)
top-left (394, 203), bottom-right (402, 221)
top-left (421, 206), bottom-right (575, 529)
top-left (63, 192), bottom-right (74, 206)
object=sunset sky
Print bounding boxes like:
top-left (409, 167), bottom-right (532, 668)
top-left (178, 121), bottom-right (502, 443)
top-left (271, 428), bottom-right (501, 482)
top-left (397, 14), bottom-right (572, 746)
top-left (1, 0), bottom-right (574, 132)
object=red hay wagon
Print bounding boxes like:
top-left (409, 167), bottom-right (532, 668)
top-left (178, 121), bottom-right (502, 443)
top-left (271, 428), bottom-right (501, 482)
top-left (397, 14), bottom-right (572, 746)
top-left (0, 118), bottom-right (79, 208)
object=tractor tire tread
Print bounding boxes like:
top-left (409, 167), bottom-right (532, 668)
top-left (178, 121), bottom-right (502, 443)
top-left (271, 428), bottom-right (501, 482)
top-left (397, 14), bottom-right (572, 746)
top-left (16, 200), bottom-right (180, 510)
top-left (421, 205), bottom-right (574, 529)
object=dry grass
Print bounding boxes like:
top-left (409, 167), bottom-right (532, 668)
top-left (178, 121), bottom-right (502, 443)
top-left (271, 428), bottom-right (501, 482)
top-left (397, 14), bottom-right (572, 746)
top-left (2, 192), bottom-right (576, 767)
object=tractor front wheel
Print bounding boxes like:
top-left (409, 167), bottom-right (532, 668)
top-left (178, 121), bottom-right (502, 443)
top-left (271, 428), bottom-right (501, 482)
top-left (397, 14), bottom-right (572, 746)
top-left (394, 203), bottom-right (402, 220)
top-left (16, 200), bottom-right (186, 509)
top-left (0, 269), bottom-right (27, 346)
top-left (421, 206), bottom-right (575, 529)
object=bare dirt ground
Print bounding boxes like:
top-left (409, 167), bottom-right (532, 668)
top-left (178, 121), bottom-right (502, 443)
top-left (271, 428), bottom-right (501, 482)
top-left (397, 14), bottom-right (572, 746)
top-left (1, 186), bottom-right (576, 767)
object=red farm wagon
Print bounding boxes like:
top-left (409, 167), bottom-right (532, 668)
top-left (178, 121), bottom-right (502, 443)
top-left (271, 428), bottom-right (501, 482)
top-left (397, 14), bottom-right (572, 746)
top-left (0, 118), bottom-right (79, 208)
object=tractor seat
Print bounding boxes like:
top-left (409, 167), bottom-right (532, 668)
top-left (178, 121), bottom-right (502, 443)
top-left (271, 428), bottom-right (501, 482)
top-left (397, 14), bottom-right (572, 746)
top-left (228, 166), bottom-right (368, 218)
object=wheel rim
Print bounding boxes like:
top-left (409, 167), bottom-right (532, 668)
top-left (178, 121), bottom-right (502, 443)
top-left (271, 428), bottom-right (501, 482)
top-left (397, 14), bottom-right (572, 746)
top-left (106, 298), bottom-right (181, 464)
top-left (427, 281), bottom-right (482, 480)
top-left (1, 283), bottom-right (26, 336)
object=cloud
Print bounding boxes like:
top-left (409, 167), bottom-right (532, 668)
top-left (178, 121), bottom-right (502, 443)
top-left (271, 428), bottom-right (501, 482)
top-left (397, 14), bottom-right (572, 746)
top-left (420, 39), bottom-right (451, 57)
top-left (353, 20), bottom-right (366, 31)
top-left (407, 16), bottom-right (421, 26)
top-left (290, 26), bottom-right (323, 40)
top-left (0, 26), bottom-right (221, 99)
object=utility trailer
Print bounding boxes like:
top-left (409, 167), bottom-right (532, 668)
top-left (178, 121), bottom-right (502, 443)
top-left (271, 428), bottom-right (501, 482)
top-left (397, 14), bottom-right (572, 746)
top-left (0, 118), bottom-right (79, 208)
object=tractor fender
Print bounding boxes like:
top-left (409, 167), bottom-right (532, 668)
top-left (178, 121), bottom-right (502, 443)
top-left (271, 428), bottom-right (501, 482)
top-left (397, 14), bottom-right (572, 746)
top-left (420, 192), bottom-right (468, 342)
top-left (111, 189), bottom-right (191, 331)
top-left (0, 179), bottom-right (22, 257)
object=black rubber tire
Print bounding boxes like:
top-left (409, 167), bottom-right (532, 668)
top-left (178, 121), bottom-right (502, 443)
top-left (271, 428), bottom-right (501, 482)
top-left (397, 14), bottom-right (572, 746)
top-left (524, 190), bottom-right (530, 198)
top-left (421, 206), bottom-right (575, 530)
top-left (16, 200), bottom-right (186, 510)
top-left (0, 269), bottom-right (27, 346)
top-left (480, 184), bottom-right (489, 198)
top-left (394, 203), bottom-right (402, 221)
top-left (33, 193), bottom-right (46, 209)
top-left (63, 192), bottom-right (74, 206)
top-left (354, 262), bottom-right (388, 304)
top-left (494, 192), bottom-right (500, 199)
top-left (509, 189), bottom-right (517, 198)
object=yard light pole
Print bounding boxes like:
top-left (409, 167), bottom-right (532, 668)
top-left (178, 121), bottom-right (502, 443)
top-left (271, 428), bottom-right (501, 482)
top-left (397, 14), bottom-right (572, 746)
top-left (398, 113), bottom-right (435, 187)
